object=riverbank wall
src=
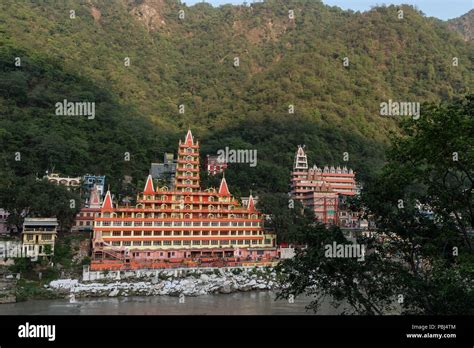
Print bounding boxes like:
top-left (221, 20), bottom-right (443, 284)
top-left (48, 266), bottom-right (281, 298)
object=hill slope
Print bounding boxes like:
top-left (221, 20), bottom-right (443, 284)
top-left (447, 10), bottom-right (474, 42)
top-left (0, 0), bottom-right (472, 194)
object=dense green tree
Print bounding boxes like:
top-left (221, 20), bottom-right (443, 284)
top-left (277, 96), bottom-right (474, 314)
top-left (0, 0), bottom-right (471, 198)
top-left (257, 192), bottom-right (315, 243)
top-left (0, 175), bottom-right (81, 232)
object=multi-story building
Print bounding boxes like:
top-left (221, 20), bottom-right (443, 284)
top-left (205, 155), bottom-right (228, 175)
top-left (290, 145), bottom-right (357, 224)
top-left (91, 130), bottom-right (277, 270)
top-left (21, 218), bottom-right (58, 257)
top-left (72, 185), bottom-right (102, 233)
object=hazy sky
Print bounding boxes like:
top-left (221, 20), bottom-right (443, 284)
top-left (182, 0), bottom-right (472, 20)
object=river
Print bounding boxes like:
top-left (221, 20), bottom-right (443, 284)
top-left (0, 291), bottom-right (344, 315)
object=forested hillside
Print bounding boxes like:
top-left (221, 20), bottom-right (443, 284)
top-left (0, 0), bottom-right (472, 196)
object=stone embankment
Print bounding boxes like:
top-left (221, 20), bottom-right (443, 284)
top-left (47, 267), bottom-right (280, 298)
top-left (0, 269), bottom-right (16, 304)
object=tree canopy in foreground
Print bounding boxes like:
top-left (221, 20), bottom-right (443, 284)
top-left (275, 95), bottom-right (474, 315)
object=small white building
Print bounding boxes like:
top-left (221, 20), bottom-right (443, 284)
top-left (44, 173), bottom-right (81, 189)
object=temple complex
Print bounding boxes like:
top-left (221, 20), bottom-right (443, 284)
top-left (72, 185), bottom-right (102, 233)
top-left (91, 130), bottom-right (277, 270)
top-left (290, 145), bottom-right (357, 225)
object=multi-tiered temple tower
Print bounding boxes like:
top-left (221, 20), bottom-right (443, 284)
top-left (290, 145), bottom-right (357, 225)
top-left (91, 130), bottom-right (277, 270)
top-left (175, 130), bottom-right (200, 192)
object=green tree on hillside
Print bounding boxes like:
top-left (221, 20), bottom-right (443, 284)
top-left (0, 175), bottom-right (80, 232)
top-left (277, 95), bottom-right (474, 314)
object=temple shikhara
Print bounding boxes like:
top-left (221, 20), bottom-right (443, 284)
top-left (290, 145), bottom-right (358, 225)
top-left (91, 130), bottom-right (277, 270)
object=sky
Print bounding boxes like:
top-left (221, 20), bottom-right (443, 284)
top-left (182, 0), bottom-right (473, 20)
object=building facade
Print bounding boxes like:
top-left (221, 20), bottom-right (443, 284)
top-left (83, 175), bottom-right (106, 197)
top-left (150, 153), bottom-right (177, 189)
top-left (205, 155), bottom-right (228, 175)
top-left (44, 173), bottom-right (81, 189)
top-left (72, 185), bottom-right (102, 232)
top-left (290, 145), bottom-right (357, 225)
top-left (91, 130), bottom-right (277, 270)
top-left (0, 209), bottom-right (17, 235)
top-left (21, 218), bottom-right (58, 257)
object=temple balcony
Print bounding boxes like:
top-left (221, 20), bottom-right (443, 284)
top-left (177, 159), bottom-right (200, 164)
top-left (175, 175), bottom-right (200, 180)
top-left (176, 183), bottom-right (200, 188)
top-left (178, 150), bottom-right (199, 156)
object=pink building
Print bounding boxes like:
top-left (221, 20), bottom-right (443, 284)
top-left (0, 209), bottom-right (17, 235)
top-left (290, 145), bottom-right (357, 225)
top-left (72, 185), bottom-right (102, 232)
top-left (205, 155), bottom-right (228, 176)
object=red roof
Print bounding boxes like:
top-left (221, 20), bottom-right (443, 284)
top-left (143, 175), bottom-right (155, 195)
top-left (102, 190), bottom-right (113, 210)
top-left (247, 195), bottom-right (256, 211)
top-left (218, 177), bottom-right (230, 196)
top-left (184, 129), bottom-right (194, 146)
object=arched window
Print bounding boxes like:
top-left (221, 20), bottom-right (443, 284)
top-left (209, 196), bottom-right (215, 202)
top-left (186, 163), bottom-right (193, 169)
top-left (185, 187), bottom-right (192, 192)
top-left (161, 186), bottom-right (169, 192)
top-left (186, 148), bottom-right (193, 153)
top-left (161, 213), bottom-right (167, 218)
top-left (161, 204), bottom-right (168, 209)
top-left (185, 213), bottom-right (192, 219)
top-left (186, 155), bottom-right (193, 161)
top-left (136, 213), bottom-right (143, 218)
top-left (209, 205), bottom-right (215, 210)
top-left (208, 213), bottom-right (214, 219)
top-left (185, 204), bottom-right (192, 210)
top-left (185, 171), bottom-right (192, 177)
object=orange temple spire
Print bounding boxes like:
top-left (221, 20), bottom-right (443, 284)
top-left (101, 190), bottom-right (113, 210)
top-left (143, 174), bottom-right (155, 195)
top-left (218, 176), bottom-right (230, 196)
